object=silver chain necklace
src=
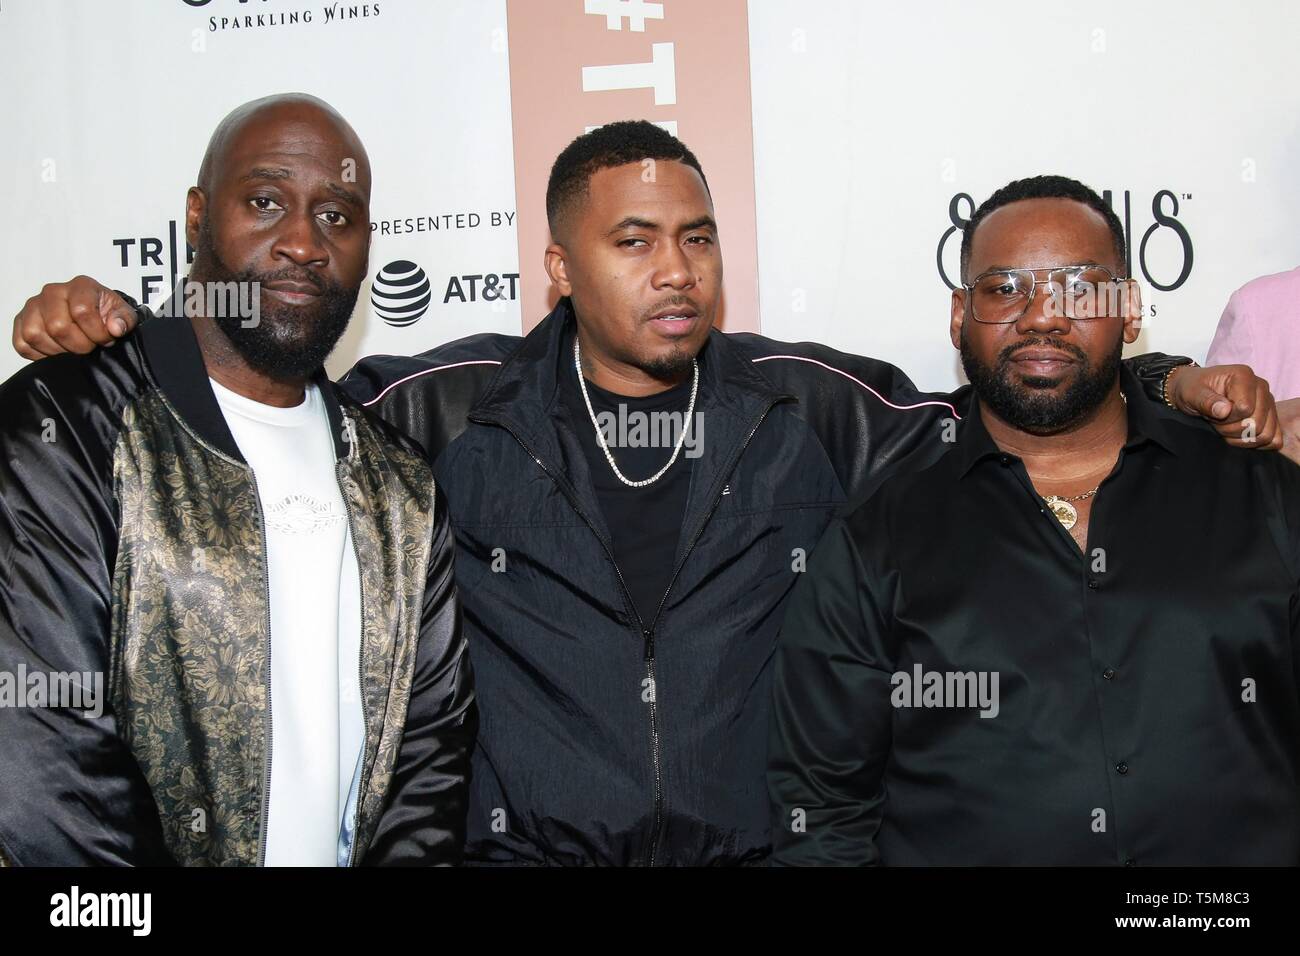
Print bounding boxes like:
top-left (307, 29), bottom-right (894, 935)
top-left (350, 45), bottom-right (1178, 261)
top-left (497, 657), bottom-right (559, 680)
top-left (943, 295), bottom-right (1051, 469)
top-left (573, 336), bottom-right (699, 488)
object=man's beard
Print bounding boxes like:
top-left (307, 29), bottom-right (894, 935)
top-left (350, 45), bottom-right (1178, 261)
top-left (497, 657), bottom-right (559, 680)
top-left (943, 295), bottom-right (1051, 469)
top-left (193, 223), bottom-right (360, 380)
top-left (960, 328), bottom-right (1123, 435)
top-left (633, 295), bottom-right (706, 381)
top-left (639, 344), bottom-right (697, 381)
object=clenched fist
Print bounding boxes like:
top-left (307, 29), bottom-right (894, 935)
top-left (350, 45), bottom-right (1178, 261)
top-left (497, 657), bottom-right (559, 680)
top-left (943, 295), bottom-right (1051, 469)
top-left (13, 276), bottom-right (139, 359)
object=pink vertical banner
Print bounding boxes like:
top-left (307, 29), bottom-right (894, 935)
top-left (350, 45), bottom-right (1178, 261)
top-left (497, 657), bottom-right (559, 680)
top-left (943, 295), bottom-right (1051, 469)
top-left (505, 0), bottom-right (761, 333)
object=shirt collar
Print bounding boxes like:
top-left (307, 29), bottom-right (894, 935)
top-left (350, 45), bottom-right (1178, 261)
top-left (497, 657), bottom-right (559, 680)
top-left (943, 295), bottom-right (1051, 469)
top-left (139, 301), bottom-right (350, 464)
top-left (956, 364), bottom-right (1183, 479)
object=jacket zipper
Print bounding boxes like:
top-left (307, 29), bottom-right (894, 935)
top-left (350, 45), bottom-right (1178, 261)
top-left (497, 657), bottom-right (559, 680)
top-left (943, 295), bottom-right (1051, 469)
top-left (638, 397), bottom-right (784, 866)
top-left (641, 634), bottom-right (662, 866)
top-left (472, 395), bottom-right (786, 867)
top-left (251, 474), bottom-right (274, 867)
top-left (338, 455), bottom-right (369, 868)
top-left (468, 413), bottom-right (661, 859)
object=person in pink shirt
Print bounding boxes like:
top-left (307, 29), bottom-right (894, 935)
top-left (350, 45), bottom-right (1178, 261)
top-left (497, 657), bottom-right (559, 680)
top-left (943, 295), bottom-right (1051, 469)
top-left (1209, 267), bottom-right (1300, 400)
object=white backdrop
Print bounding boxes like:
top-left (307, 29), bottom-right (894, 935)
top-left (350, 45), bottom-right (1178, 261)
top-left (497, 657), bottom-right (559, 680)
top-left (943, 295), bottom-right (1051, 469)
top-left (0, 0), bottom-right (518, 383)
top-left (3, 0), bottom-right (1298, 391)
top-left (749, 0), bottom-right (1300, 389)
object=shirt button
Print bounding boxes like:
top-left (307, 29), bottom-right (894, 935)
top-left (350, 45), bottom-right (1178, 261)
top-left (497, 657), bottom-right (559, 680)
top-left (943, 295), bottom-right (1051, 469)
top-left (1087, 578), bottom-right (1100, 590)
top-left (1116, 762), bottom-right (1129, 775)
top-left (1124, 858), bottom-right (1136, 867)
top-left (998, 454), bottom-right (1012, 466)
top-left (1103, 667), bottom-right (1116, 680)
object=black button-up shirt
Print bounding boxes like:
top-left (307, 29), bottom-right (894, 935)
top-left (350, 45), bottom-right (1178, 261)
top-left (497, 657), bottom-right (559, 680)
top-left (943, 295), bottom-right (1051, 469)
top-left (769, 368), bottom-right (1300, 865)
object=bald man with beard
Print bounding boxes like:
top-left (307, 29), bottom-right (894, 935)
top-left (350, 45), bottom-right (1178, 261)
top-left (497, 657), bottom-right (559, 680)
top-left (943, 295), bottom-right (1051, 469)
top-left (0, 94), bottom-right (476, 867)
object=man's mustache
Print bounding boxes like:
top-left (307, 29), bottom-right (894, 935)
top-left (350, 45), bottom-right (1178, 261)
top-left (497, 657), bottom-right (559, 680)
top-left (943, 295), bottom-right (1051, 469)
top-left (253, 268), bottom-right (329, 294)
top-left (997, 337), bottom-right (1088, 366)
top-left (639, 295), bottom-right (701, 322)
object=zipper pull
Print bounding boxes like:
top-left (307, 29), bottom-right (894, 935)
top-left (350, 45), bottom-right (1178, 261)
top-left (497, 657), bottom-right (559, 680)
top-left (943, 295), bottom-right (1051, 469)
top-left (643, 628), bottom-right (655, 661)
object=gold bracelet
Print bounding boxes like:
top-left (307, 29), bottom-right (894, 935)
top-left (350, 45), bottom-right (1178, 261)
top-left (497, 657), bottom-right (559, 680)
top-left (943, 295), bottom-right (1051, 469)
top-left (1162, 361), bottom-right (1199, 410)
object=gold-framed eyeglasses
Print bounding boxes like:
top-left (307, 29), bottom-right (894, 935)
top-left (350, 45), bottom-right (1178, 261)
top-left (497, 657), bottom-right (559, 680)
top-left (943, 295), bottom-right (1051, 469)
top-left (963, 264), bottom-right (1130, 324)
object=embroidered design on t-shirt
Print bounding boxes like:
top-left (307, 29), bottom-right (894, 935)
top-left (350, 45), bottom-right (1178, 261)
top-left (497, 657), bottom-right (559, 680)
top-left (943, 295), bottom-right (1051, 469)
top-left (265, 493), bottom-right (346, 534)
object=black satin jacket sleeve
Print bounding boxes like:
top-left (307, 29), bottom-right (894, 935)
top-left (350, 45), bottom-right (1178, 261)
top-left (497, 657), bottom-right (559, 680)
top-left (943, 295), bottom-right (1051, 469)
top-left (360, 483), bottom-right (478, 865)
top-left (0, 346), bottom-right (172, 865)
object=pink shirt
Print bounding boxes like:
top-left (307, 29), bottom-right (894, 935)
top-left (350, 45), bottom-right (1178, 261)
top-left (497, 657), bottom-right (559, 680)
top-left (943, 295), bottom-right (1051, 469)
top-left (1207, 266), bottom-right (1300, 400)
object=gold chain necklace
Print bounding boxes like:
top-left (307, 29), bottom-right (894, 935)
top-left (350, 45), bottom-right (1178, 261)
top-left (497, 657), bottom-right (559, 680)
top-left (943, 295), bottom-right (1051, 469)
top-left (1038, 392), bottom-right (1126, 531)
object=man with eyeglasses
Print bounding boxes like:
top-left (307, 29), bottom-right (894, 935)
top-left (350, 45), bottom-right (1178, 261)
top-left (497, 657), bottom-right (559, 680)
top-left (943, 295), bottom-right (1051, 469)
top-left (769, 175), bottom-right (1300, 866)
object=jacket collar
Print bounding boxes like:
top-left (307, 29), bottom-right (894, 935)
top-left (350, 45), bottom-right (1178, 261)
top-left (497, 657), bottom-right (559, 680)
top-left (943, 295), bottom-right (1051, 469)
top-left (468, 297), bottom-right (788, 443)
top-left (467, 298), bottom-right (793, 584)
top-left (138, 306), bottom-right (350, 465)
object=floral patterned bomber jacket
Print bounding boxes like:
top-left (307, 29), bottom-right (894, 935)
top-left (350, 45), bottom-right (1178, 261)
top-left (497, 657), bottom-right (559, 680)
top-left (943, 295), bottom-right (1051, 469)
top-left (0, 311), bottom-right (476, 866)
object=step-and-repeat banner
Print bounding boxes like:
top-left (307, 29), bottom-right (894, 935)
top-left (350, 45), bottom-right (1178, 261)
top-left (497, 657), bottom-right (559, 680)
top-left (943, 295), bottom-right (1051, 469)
top-left (2, 0), bottom-right (1298, 390)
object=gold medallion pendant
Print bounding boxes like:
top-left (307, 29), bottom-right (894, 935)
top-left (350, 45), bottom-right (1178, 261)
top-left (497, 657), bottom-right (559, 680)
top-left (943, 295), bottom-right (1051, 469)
top-left (1044, 495), bottom-right (1079, 530)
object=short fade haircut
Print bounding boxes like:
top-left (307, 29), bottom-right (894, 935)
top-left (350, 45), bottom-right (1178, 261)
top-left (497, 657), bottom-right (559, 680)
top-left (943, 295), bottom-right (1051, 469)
top-left (960, 175), bottom-right (1126, 282)
top-left (545, 120), bottom-right (710, 239)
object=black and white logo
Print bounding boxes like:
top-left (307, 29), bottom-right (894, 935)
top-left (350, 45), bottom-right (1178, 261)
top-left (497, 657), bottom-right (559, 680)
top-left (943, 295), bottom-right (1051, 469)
top-left (110, 219), bottom-right (195, 308)
top-left (371, 260), bottom-right (431, 327)
top-left (936, 188), bottom-right (1194, 294)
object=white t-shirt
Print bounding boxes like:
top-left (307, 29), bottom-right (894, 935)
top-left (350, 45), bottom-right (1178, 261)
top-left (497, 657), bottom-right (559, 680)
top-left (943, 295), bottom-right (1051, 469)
top-left (209, 377), bottom-right (364, 867)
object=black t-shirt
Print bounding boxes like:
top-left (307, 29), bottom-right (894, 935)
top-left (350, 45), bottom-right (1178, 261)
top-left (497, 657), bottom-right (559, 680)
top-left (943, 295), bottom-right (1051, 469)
top-left (559, 345), bottom-right (695, 627)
